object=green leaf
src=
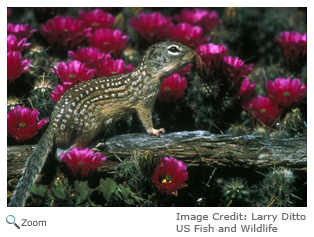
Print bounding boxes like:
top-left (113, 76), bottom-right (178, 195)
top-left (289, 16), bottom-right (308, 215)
top-left (123, 198), bottom-right (134, 205)
top-left (119, 184), bottom-right (131, 199)
top-left (30, 184), bottom-right (48, 198)
top-left (116, 184), bottom-right (135, 205)
top-left (99, 178), bottom-right (117, 203)
top-left (75, 180), bottom-right (89, 204)
top-left (52, 181), bottom-right (69, 200)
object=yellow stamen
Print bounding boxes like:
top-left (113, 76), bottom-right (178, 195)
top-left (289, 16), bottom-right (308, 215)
top-left (162, 179), bottom-right (172, 184)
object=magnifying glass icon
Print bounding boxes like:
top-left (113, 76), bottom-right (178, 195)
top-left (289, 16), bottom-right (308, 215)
top-left (6, 215), bottom-right (20, 229)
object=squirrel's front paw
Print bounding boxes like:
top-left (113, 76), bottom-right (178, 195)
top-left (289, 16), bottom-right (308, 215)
top-left (148, 128), bottom-right (165, 138)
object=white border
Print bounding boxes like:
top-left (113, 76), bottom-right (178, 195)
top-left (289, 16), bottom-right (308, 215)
top-left (2, 2), bottom-right (312, 236)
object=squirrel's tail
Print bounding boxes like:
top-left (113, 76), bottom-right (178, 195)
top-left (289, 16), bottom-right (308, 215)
top-left (9, 126), bottom-right (54, 207)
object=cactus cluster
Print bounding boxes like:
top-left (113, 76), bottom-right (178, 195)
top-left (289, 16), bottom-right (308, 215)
top-left (28, 76), bottom-right (55, 117)
top-left (138, 150), bottom-right (159, 174)
top-left (253, 167), bottom-right (299, 207)
top-left (220, 8), bottom-right (306, 66)
top-left (10, 43), bottom-right (57, 119)
top-left (279, 108), bottom-right (306, 138)
top-left (216, 177), bottom-right (250, 207)
top-left (113, 154), bottom-right (144, 192)
top-left (7, 96), bottom-right (22, 112)
top-left (186, 55), bottom-right (253, 133)
top-left (186, 75), bottom-right (228, 132)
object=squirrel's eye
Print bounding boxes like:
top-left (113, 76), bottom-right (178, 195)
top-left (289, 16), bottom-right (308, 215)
top-left (168, 46), bottom-right (180, 53)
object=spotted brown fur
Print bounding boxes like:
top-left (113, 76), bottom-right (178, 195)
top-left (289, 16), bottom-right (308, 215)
top-left (9, 42), bottom-right (196, 206)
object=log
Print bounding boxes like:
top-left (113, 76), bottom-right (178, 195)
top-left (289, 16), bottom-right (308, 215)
top-left (7, 130), bottom-right (307, 183)
top-left (104, 130), bottom-right (307, 171)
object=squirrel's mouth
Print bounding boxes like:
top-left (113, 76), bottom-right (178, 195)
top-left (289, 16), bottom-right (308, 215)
top-left (183, 50), bottom-right (197, 63)
top-left (181, 53), bottom-right (196, 68)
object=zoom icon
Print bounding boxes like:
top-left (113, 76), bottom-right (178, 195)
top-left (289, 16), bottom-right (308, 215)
top-left (6, 215), bottom-right (20, 229)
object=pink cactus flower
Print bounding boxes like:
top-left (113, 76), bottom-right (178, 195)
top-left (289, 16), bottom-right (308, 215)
top-left (7, 23), bottom-right (37, 40)
top-left (174, 8), bottom-right (221, 33)
top-left (49, 84), bottom-right (72, 103)
top-left (7, 34), bottom-right (30, 52)
top-left (196, 43), bottom-right (228, 73)
top-left (40, 15), bottom-right (91, 50)
top-left (51, 60), bottom-right (95, 87)
top-left (7, 51), bottom-right (31, 83)
top-left (275, 31), bottom-right (307, 68)
top-left (232, 78), bottom-right (256, 106)
top-left (130, 12), bottom-right (171, 43)
top-left (7, 105), bottom-right (49, 142)
top-left (158, 73), bottom-right (188, 103)
top-left (79, 9), bottom-right (115, 30)
top-left (60, 147), bottom-right (106, 180)
top-left (87, 28), bottom-right (129, 58)
top-left (175, 63), bottom-right (193, 77)
top-left (68, 46), bottom-right (112, 70)
top-left (265, 78), bottom-right (307, 109)
top-left (166, 23), bottom-right (210, 48)
top-left (94, 58), bottom-right (134, 77)
top-left (221, 56), bottom-right (253, 91)
top-left (243, 95), bottom-right (283, 127)
top-left (151, 157), bottom-right (188, 196)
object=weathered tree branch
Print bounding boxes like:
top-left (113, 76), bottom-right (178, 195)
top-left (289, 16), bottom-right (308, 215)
top-left (7, 131), bottom-right (307, 184)
top-left (104, 130), bottom-right (306, 171)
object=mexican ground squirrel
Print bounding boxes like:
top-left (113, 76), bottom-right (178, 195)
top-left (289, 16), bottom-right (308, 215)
top-left (9, 41), bottom-right (196, 207)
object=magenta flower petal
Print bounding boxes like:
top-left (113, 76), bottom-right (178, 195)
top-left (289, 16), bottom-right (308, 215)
top-left (28, 109), bottom-right (40, 125)
top-left (243, 95), bottom-right (283, 127)
top-left (232, 78), bottom-right (256, 106)
top-left (51, 60), bottom-right (95, 87)
top-left (221, 56), bottom-right (253, 92)
top-left (59, 147), bottom-right (106, 180)
top-left (166, 23), bottom-right (210, 48)
top-left (50, 84), bottom-right (72, 103)
top-left (196, 43), bottom-right (228, 73)
top-left (37, 118), bottom-right (50, 129)
top-left (7, 105), bottom-right (49, 142)
top-left (7, 34), bottom-right (30, 52)
top-left (275, 31), bottom-right (307, 69)
top-left (7, 23), bottom-right (37, 40)
top-left (175, 63), bottom-right (193, 77)
top-left (40, 15), bottom-right (91, 50)
top-left (68, 46), bottom-right (111, 69)
top-left (79, 9), bottom-right (115, 30)
top-left (130, 12), bottom-right (171, 43)
top-left (7, 51), bottom-right (31, 83)
top-left (151, 157), bottom-right (188, 196)
top-left (158, 73), bottom-right (188, 103)
top-left (265, 78), bottom-right (307, 109)
top-left (94, 58), bottom-right (134, 77)
top-left (174, 8), bottom-right (221, 33)
top-left (87, 28), bottom-right (129, 58)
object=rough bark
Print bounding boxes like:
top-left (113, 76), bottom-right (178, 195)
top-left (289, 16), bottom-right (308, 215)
top-left (7, 131), bottom-right (307, 183)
